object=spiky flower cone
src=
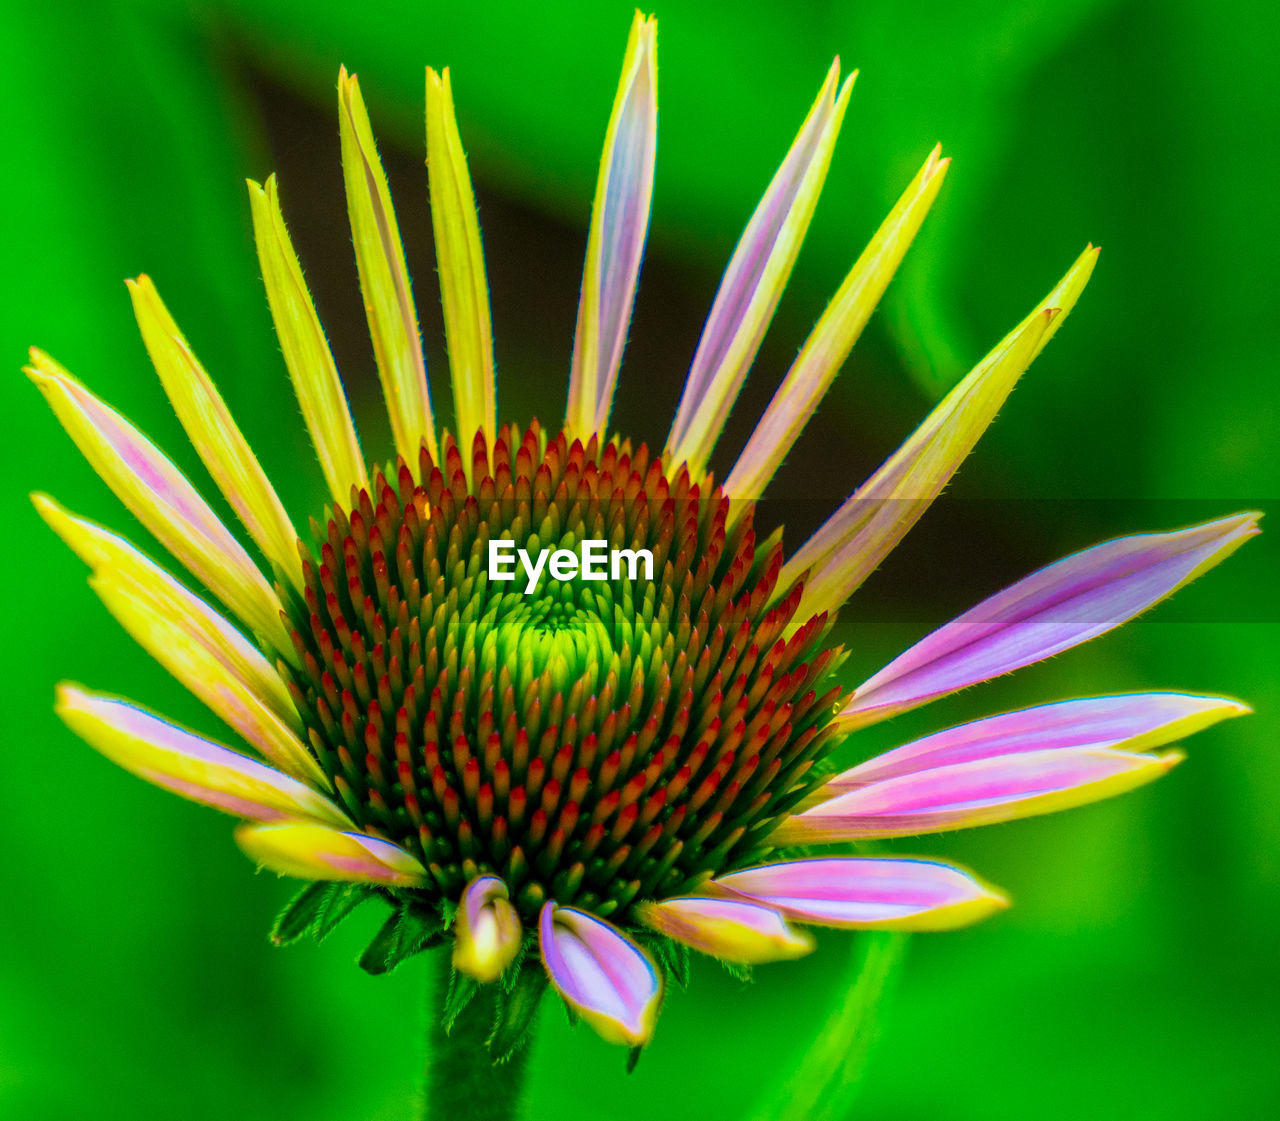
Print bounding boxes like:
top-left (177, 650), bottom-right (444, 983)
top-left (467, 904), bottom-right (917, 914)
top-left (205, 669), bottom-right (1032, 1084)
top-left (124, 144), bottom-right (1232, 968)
top-left (27, 11), bottom-right (1256, 1113)
top-left (289, 426), bottom-right (843, 926)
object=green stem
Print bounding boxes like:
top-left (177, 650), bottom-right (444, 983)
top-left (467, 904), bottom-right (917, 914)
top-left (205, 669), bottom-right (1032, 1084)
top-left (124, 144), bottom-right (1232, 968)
top-left (422, 952), bottom-right (531, 1121)
top-left (747, 931), bottom-right (910, 1121)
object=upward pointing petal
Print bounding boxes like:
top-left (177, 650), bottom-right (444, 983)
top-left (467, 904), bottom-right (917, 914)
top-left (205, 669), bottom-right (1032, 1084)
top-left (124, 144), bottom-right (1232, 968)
top-left (127, 275), bottom-right (305, 593)
top-left (26, 350), bottom-right (294, 658)
top-left (426, 66), bottom-right (496, 453)
top-left (723, 145), bottom-right (949, 506)
top-left (539, 902), bottom-right (662, 1047)
top-left (339, 67), bottom-right (439, 467)
top-left (666, 61), bottom-right (852, 478)
top-left (565, 11), bottom-right (658, 440)
top-left (839, 512), bottom-right (1261, 731)
top-left (247, 175), bottom-right (369, 505)
top-left (782, 246), bottom-right (1099, 620)
top-left (56, 684), bottom-right (345, 826)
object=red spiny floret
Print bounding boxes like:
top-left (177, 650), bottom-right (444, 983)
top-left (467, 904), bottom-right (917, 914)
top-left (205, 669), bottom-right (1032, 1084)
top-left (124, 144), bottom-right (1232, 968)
top-left (280, 423), bottom-right (845, 922)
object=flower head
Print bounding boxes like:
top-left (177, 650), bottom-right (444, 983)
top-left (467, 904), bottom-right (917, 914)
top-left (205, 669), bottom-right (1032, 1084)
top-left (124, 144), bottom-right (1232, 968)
top-left (30, 10), bottom-right (1255, 1058)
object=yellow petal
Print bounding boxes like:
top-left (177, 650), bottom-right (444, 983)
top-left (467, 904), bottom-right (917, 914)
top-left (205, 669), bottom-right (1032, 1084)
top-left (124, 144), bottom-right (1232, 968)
top-left (127, 275), bottom-right (304, 592)
top-left (782, 245), bottom-right (1099, 622)
top-left (26, 350), bottom-right (293, 657)
top-left (56, 684), bottom-right (345, 826)
top-left (235, 821), bottom-right (428, 887)
top-left (33, 493), bottom-right (301, 713)
top-left (666, 60), bottom-right (853, 477)
top-left (453, 874), bottom-right (522, 982)
top-left (636, 896), bottom-right (814, 963)
top-left (426, 66), bottom-right (495, 455)
top-left (723, 145), bottom-right (949, 506)
top-left (247, 175), bottom-right (369, 504)
top-left (338, 68), bottom-right (439, 468)
top-left (91, 572), bottom-right (325, 787)
top-left (566, 11), bottom-right (658, 440)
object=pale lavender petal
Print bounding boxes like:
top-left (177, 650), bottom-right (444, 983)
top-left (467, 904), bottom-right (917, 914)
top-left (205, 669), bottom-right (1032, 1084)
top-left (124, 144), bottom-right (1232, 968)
top-left (776, 746), bottom-right (1182, 841)
top-left (714, 857), bottom-right (1007, 930)
top-left (839, 513), bottom-right (1260, 730)
top-left (539, 903), bottom-right (662, 1047)
top-left (566, 13), bottom-right (658, 437)
top-left (830, 692), bottom-right (1250, 789)
top-left (666, 61), bottom-right (852, 475)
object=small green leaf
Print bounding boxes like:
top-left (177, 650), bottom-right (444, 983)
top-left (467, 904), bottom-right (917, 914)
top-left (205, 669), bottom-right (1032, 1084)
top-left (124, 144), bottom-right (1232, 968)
top-left (647, 935), bottom-right (691, 989)
top-left (270, 882), bottom-right (333, 946)
top-left (488, 964), bottom-right (548, 1062)
top-left (718, 959), bottom-right (753, 982)
top-left (312, 883), bottom-right (373, 942)
top-left (497, 937), bottom-right (533, 992)
top-left (443, 972), bottom-right (479, 1033)
top-left (359, 904), bottom-right (446, 975)
top-left (358, 909), bottom-right (403, 975)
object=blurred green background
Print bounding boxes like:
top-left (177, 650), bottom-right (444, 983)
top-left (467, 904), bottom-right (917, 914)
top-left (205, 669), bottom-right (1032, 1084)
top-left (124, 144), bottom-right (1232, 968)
top-left (2, 0), bottom-right (1276, 1117)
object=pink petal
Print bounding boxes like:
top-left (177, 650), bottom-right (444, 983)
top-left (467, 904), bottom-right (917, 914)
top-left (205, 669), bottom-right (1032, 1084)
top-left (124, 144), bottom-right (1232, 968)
top-left (777, 746), bottom-right (1182, 842)
top-left (714, 857), bottom-right (1007, 931)
top-left (539, 903), bottom-right (662, 1047)
top-left (840, 513), bottom-right (1260, 730)
top-left (636, 896), bottom-right (813, 963)
top-left (830, 692), bottom-right (1249, 789)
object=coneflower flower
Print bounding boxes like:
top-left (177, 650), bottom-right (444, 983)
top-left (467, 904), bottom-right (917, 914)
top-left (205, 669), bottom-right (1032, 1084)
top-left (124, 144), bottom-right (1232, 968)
top-left (29, 8), bottom-right (1255, 1093)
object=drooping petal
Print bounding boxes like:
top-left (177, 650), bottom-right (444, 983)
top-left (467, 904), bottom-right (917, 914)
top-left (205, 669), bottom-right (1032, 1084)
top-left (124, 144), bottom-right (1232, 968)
top-left (666, 61), bottom-right (854, 477)
top-left (126, 275), bottom-right (305, 593)
top-left (825, 692), bottom-right (1250, 791)
top-left (539, 903), bottom-right (662, 1047)
top-left (247, 175), bottom-right (369, 504)
top-left (56, 685), bottom-right (345, 826)
top-left (714, 857), bottom-right (1008, 931)
top-left (90, 573), bottom-right (325, 786)
top-left (636, 895), bottom-right (814, 963)
top-left (565, 12), bottom-right (657, 439)
top-left (235, 820), bottom-right (427, 886)
top-left (723, 146), bottom-right (949, 507)
top-left (26, 350), bottom-right (294, 656)
top-left (838, 512), bottom-right (1261, 730)
top-left (782, 246), bottom-right (1099, 618)
top-left (338, 67), bottom-right (439, 467)
top-left (776, 746), bottom-right (1183, 842)
top-left (426, 66), bottom-right (496, 452)
top-left (453, 875), bottom-right (522, 982)
top-left (34, 494), bottom-right (301, 709)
